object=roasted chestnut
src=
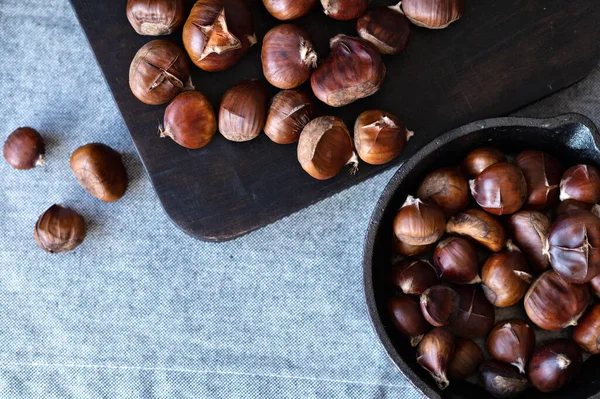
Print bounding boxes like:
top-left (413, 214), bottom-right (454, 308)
top-left (320, 0), bottom-right (368, 20)
top-left (353, 110), bottom-right (413, 165)
top-left (218, 80), bottom-right (267, 142)
top-left (264, 90), bottom-right (314, 144)
top-left (546, 209), bottom-right (600, 283)
top-left (401, 0), bottom-right (465, 29)
top-left (462, 147), bottom-right (505, 178)
top-left (261, 24), bottom-right (317, 89)
top-left (524, 271), bottom-right (590, 330)
top-left (70, 143), bottom-right (128, 202)
top-left (160, 90), bottom-right (216, 149)
top-left (126, 0), bottom-right (185, 36)
top-left (479, 360), bottom-right (528, 398)
top-left (433, 237), bottom-right (480, 284)
top-left (262, 0), bottom-right (317, 20)
top-left (416, 327), bottom-right (455, 390)
top-left (447, 338), bottom-right (484, 381)
top-left (450, 285), bottom-right (495, 338)
top-left (446, 209), bottom-right (506, 252)
top-left (297, 116), bottom-right (358, 180)
top-left (508, 210), bottom-right (550, 272)
top-left (393, 237), bottom-right (434, 256)
top-left (487, 320), bottom-right (535, 374)
top-left (481, 244), bottom-right (532, 307)
top-left (417, 167), bottom-right (469, 217)
top-left (391, 258), bottom-right (440, 295)
top-left (182, 0), bottom-right (256, 72)
top-left (3, 127), bottom-right (45, 170)
top-left (560, 164), bottom-right (600, 204)
top-left (515, 150), bottom-right (563, 210)
top-left (394, 196), bottom-right (446, 246)
top-left (420, 285), bottom-right (459, 327)
top-left (556, 199), bottom-right (593, 216)
top-left (470, 162), bottom-right (527, 215)
top-left (573, 303), bottom-right (600, 354)
top-left (388, 295), bottom-right (431, 346)
top-left (356, 3), bottom-right (410, 55)
top-left (311, 35), bottom-right (386, 107)
top-left (528, 339), bottom-right (583, 393)
top-left (34, 204), bottom-right (86, 253)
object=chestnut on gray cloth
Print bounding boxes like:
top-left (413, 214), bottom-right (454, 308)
top-left (1, 1), bottom-right (599, 397)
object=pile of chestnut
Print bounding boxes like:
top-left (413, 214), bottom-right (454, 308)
top-left (388, 146), bottom-right (600, 397)
top-left (126, 0), bottom-right (466, 179)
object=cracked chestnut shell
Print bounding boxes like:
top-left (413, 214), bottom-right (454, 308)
top-left (391, 258), bottom-right (440, 296)
top-left (481, 244), bottom-right (532, 307)
top-left (470, 162), bottom-right (527, 215)
top-left (126, 0), bottom-right (185, 36)
top-left (183, 0), bottom-right (256, 72)
top-left (218, 80), bottom-right (267, 142)
top-left (573, 303), bottom-right (600, 354)
top-left (450, 285), bottom-right (495, 339)
top-left (515, 150), bottom-right (563, 210)
top-left (420, 285), bottom-right (459, 327)
top-left (264, 90), bottom-right (314, 145)
top-left (487, 320), bottom-right (535, 374)
top-left (433, 237), bottom-right (480, 284)
top-left (311, 35), bottom-right (386, 107)
top-left (528, 339), bottom-right (583, 393)
top-left (353, 110), bottom-right (413, 165)
top-left (446, 208), bottom-right (506, 252)
top-left (394, 195), bottom-right (446, 246)
top-left (3, 127), bottom-right (45, 170)
top-left (560, 164), bottom-right (600, 204)
top-left (129, 40), bottom-right (193, 105)
top-left (262, 0), bottom-right (317, 20)
top-left (417, 167), bottom-right (469, 217)
top-left (508, 210), bottom-right (551, 272)
top-left (34, 204), bottom-right (86, 253)
top-left (320, 0), bottom-right (369, 20)
top-left (356, 3), bottom-right (410, 55)
top-left (401, 0), bottom-right (465, 29)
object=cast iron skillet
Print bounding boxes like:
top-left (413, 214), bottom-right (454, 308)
top-left (363, 113), bottom-right (600, 399)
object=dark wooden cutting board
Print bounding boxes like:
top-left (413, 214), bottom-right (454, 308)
top-left (70, 0), bottom-right (600, 241)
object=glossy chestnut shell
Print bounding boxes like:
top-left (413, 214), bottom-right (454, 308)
top-left (573, 303), bottom-right (600, 354)
top-left (433, 237), bottom-right (480, 284)
top-left (126, 0), bottom-right (185, 36)
top-left (416, 327), bottom-right (455, 390)
top-left (320, 0), bottom-right (368, 20)
top-left (388, 295), bottom-right (431, 347)
top-left (450, 285), bottom-right (495, 339)
top-left (508, 210), bottom-right (551, 272)
top-left (446, 209), bottom-right (506, 252)
top-left (160, 90), bottom-right (216, 149)
top-left (390, 258), bottom-right (440, 295)
top-left (470, 162), bottom-right (527, 215)
top-left (487, 319), bottom-right (535, 374)
top-left (420, 285), bottom-right (459, 327)
top-left (262, 0), bottom-right (317, 20)
top-left (264, 90), bottom-right (314, 145)
top-left (447, 338), bottom-right (484, 381)
top-left (417, 167), bottom-right (469, 217)
top-left (394, 196), bottom-right (446, 246)
top-left (462, 147), bottom-right (505, 178)
top-left (479, 359), bottom-right (528, 398)
top-left (515, 150), bottom-right (563, 210)
top-left (218, 80), bottom-right (267, 142)
top-left (401, 0), bottom-right (465, 29)
top-left (560, 164), bottom-right (600, 204)
top-left (528, 339), bottom-right (583, 393)
top-left (354, 110), bottom-right (412, 165)
top-left (481, 246), bottom-right (532, 307)
top-left (356, 3), bottom-right (410, 55)
top-left (3, 127), bottom-right (45, 170)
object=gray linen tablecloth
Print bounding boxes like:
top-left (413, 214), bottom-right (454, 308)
top-left (1, 1), bottom-right (599, 398)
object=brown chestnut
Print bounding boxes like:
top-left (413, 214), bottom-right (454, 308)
top-left (391, 258), bottom-right (440, 295)
top-left (218, 80), bottom-right (267, 142)
top-left (479, 360), bottom-right (528, 399)
top-left (311, 35), bottom-right (386, 107)
top-left (481, 244), bottom-right (532, 307)
top-left (388, 295), bottom-right (431, 346)
top-left (515, 150), bottom-right (563, 210)
top-left (560, 164), bottom-right (600, 204)
top-left (416, 327), bottom-right (455, 390)
top-left (573, 303), bottom-right (600, 354)
top-left (320, 0), bottom-right (368, 20)
top-left (528, 339), bottom-right (583, 393)
top-left (508, 210), bottom-right (550, 272)
top-left (401, 0), bottom-right (465, 29)
top-left (446, 209), bottom-right (506, 252)
top-left (591, 274), bottom-right (600, 297)
top-left (129, 40), bottom-right (193, 105)
top-left (182, 0), bottom-right (256, 72)
top-left (394, 196), bottom-right (446, 246)
top-left (447, 338), bottom-right (484, 381)
top-left (262, 0), bottom-right (317, 20)
top-left (451, 285), bottom-right (495, 339)
top-left (420, 285), bottom-right (459, 327)
top-left (487, 320), bottom-right (535, 374)
top-left (297, 116), bottom-right (358, 180)
top-left (524, 271), bottom-right (590, 330)
top-left (353, 110), bottom-right (413, 165)
top-left (34, 204), bottom-right (86, 253)
top-left (356, 3), bottom-right (410, 55)
top-left (462, 147), bottom-right (505, 178)
top-left (126, 0), bottom-right (185, 36)
top-left (264, 90), bottom-right (314, 145)
top-left (433, 237), bottom-right (480, 284)
top-left (160, 90), bottom-right (216, 149)
top-left (70, 143), bottom-right (128, 203)
top-left (546, 209), bottom-right (600, 283)
top-left (417, 167), bottom-right (469, 217)
top-left (261, 24), bottom-right (317, 90)
top-left (3, 127), bottom-right (45, 170)
top-left (393, 237), bottom-right (434, 256)
top-left (470, 162), bottom-right (527, 215)
top-left (556, 199), bottom-right (593, 216)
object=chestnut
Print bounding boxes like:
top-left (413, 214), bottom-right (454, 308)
top-left (126, 0), bottom-right (185, 36)
top-left (70, 143), bottom-right (128, 203)
top-left (311, 35), bottom-right (386, 107)
top-left (462, 147), bottom-right (505, 178)
top-left (390, 258), bottom-right (440, 295)
top-left (34, 204), bottom-right (86, 253)
top-left (556, 199), bottom-right (593, 216)
top-left (261, 24), bottom-right (317, 90)
top-left (546, 209), bottom-right (600, 283)
top-left (219, 80), bottom-right (267, 142)
top-left (160, 91), bottom-right (216, 149)
top-left (447, 338), bottom-right (484, 381)
top-left (417, 167), bottom-right (469, 217)
top-left (420, 285), bottom-right (459, 327)
top-left (515, 150), bottom-right (563, 210)
top-left (393, 237), bottom-right (434, 256)
top-left (3, 127), bottom-right (45, 170)
top-left (401, 0), bottom-right (465, 29)
top-left (487, 320), bottom-right (535, 374)
top-left (416, 327), bottom-right (455, 390)
top-left (470, 162), bottom-right (527, 215)
top-left (479, 360), bottom-right (528, 399)
top-left (320, 0), bottom-right (368, 20)
top-left (573, 303), bottom-right (600, 354)
top-left (262, 0), bottom-right (317, 20)
top-left (297, 116), bottom-right (358, 180)
top-left (264, 90), bottom-right (314, 145)
top-left (446, 209), bottom-right (506, 252)
top-left (528, 339), bottom-right (583, 393)
top-left (356, 3), bottom-right (410, 55)
top-left (182, 0), bottom-right (256, 72)
top-left (129, 40), bottom-right (192, 105)
top-left (353, 110), bottom-right (413, 165)
top-left (481, 244), bottom-right (532, 307)
top-left (394, 196), bottom-right (446, 246)
top-left (560, 164), bottom-right (600, 204)
top-left (450, 285), bottom-right (495, 339)
top-left (508, 210), bottom-right (550, 272)
top-left (433, 237), bottom-right (480, 284)
top-left (524, 271), bottom-right (590, 330)
top-left (591, 274), bottom-right (600, 297)
top-left (388, 295), bottom-right (431, 346)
